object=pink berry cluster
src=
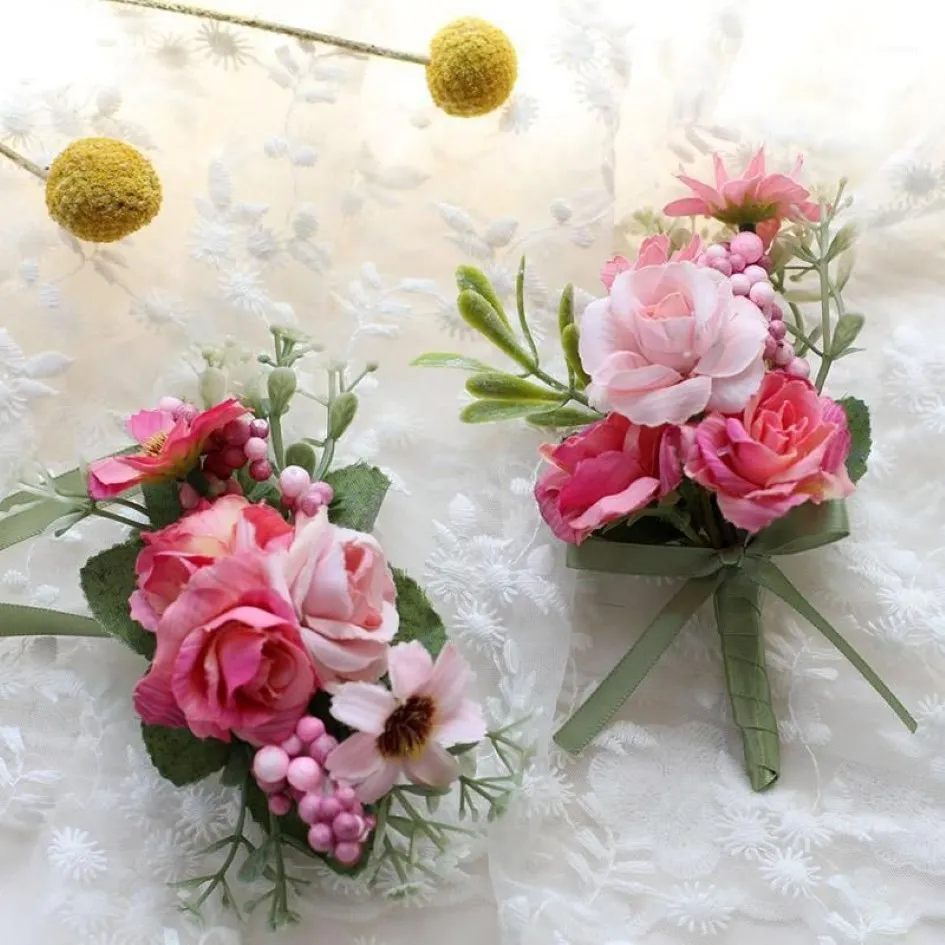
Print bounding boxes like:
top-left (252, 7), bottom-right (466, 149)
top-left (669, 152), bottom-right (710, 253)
top-left (276, 467), bottom-right (334, 517)
top-left (695, 230), bottom-right (809, 379)
top-left (252, 716), bottom-right (375, 868)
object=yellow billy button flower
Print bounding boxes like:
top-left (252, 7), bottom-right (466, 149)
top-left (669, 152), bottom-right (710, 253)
top-left (45, 138), bottom-right (162, 243)
top-left (426, 17), bottom-right (518, 117)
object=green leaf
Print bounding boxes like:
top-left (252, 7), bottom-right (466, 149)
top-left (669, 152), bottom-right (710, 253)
top-left (837, 396), bottom-right (871, 483)
top-left (455, 266), bottom-right (510, 328)
top-left (558, 283), bottom-right (575, 335)
top-left (140, 724), bottom-right (231, 787)
top-left (323, 462), bottom-right (390, 532)
top-left (826, 222), bottom-right (857, 262)
top-left (79, 540), bottom-right (155, 659)
top-left (527, 405), bottom-right (602, 428)
top-left (238, 838), bottom-right (272, 882)
top-left (457, 290), bottom-right (535, 371)
top-left (460, 400), bottom-right (546, 424)
top-left (410, 352), bottom-right (500, 373)
top-left (142, 481), bottom-right (182, 529)
top-left (560, 324), bottom-right (590, 389)
top-left (465, 373), bottom-right (560, 402)
top-left (829, 312), bottom-right (865, 357)
top-left (392, 568), bottom-right (447, 657)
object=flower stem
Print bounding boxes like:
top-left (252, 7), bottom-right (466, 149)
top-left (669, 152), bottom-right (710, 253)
top-left (269, 415), bottom-right (285, 471)
top-left (88, 506), bottom-right (147, 530)
top-left (0, 141), bottom-right (47, 180)
top-left (193, 777), bottom-right (249, 910)
top-left (108, 496), bottom-right (151, 517)
top-left (529, 365), bottom-right (592, 408)
top-left (103, 0), bottom-right (431, 64)
top-left (813, 209), bottom-right (834, 392)
top-left (697, 489), bottom-right (724, 548)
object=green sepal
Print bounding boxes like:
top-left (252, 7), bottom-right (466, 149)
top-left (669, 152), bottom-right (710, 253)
top-left (465, 373), bottom-right (560, 402)
top-left (284, 442), bottom-right (317, 477)
top-left (457, 290), bottom-right (534, 371)
top-left (460, 401), bottom-right (546, 424)
top-left (561, 324), bottom-right (590, 389)
top-left (455, 265), bottom-right (510, 329)
top-left (526, 405), bottom-right (602, 428)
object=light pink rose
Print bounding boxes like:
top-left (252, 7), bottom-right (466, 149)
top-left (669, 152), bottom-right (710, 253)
top-left (134, 551), bottom-right (317, 745)
top-left (284, 508), bottom-right (398, 686)
top-left (600, 234), bottom-right (704, 292)
top-left (579, 261), bottom-right (768, 426)
top-left (685, 371), bottom-right (855, 533)
top-left (130, 495), bottom-right (293, 631)
top-left (535, 413), bottom-right (682, 544)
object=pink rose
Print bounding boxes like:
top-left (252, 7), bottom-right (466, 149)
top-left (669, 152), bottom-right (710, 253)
top-left (685, 371), bottom-right (855, 534)
top-left (134, 551), bottom-right (316, 745)
top-left (579, 261), bottom-right (768, 426)
top-left (535, 413), bottom-right (682, 544)
top-left (600, 234), bottom-right (704, 292)
top-left (88, 398), bottom-right (247, 500)
top-left (284, 508), bottom-right (398, 686)
top-left (130, 495), bottom-right (293, 632)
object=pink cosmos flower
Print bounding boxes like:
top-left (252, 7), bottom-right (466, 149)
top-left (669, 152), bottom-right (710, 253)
top-left (579, 262), bottom-right (768, 427)
top-left (130, 495), bottom-right (293, 632)
top-left (535, 413), bottom-right (682, 544)
top-left (284, 507), bottom-right (399, 686)
top-left (134, 550), bottom-right (316, 745)
top-left (87, 399), bottom-right (247, 500)
top-left (325, 641), bottom-right (487, 803)
top-left (685, 372), bottom-right (855, 533)
top-left (600, 234), bottom-right (704, 292)
top-left (663, 148), bottom-right (821, 231)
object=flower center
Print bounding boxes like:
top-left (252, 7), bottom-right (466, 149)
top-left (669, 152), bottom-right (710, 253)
top-left (141, 431), bottom-right (168, 457)
top-left (377, 696), bottom-right (436, 760)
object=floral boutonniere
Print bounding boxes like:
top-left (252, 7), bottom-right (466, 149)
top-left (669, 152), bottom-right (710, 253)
top-left (414, 148), bottom-right (915, 791)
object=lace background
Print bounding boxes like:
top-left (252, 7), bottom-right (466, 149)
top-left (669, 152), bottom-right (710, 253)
top-left (2, 0), bottom-right (945, 942)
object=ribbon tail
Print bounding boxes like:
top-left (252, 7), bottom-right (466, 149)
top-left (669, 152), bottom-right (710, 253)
top-left (0, 603), bottom-right (107, 639)
top-left (745, 558), bottom-right (917, 733)
top-left (554, 573), bottom-right (722, 754)
top-left (715, 572), bottom-right (780, 791)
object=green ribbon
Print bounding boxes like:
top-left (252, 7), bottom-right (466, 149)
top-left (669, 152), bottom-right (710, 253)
top-left (0, 603), bottom-right (106, 639)
top-left (554, 500), bottom-right (916, 791)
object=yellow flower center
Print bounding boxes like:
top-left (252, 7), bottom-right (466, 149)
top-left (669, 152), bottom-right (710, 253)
top-left (141, 431), bottom-right (168, 457)
top-left (377, 696), bottom-right (436, 760)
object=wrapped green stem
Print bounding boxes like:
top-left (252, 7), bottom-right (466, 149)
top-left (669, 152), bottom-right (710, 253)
top-left (714, 572), bottom-right (780, 791)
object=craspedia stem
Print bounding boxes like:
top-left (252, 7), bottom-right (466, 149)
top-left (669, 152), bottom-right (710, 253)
top-left (0, 141), bottom-right (48, 181)
top-left (102, 0), bottom-right (431, 65)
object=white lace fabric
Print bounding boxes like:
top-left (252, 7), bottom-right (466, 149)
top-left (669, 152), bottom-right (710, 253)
top-left (2, 1), bottom-right (945, 942)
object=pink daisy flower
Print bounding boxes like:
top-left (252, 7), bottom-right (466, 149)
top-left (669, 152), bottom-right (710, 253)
top-left (664, 148), bottom-right (821, 230)
top-left (325, 641), bottom-right (487, 803)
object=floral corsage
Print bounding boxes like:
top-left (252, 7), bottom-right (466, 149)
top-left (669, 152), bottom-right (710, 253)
top-left (416, 148), bottom-right (915, 791)
top-left (0, 327), bottom-right (525, 928)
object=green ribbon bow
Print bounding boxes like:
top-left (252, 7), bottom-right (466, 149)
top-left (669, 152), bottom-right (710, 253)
top-left (554, 500), bottom-right (916, 791)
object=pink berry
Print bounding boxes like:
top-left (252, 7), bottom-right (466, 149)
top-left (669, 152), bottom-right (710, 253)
top-left (256, 777), bottom-right (287, 794)
top-left (705, 243), bottom-right (728, 260)
top-left (758, 253), bottom-right (773, 272)
top-left (743, 264), bottom-right (767, 285)
top-left (310, 734), bottom-right (338, 764)
top-left (279, 465), bottom-right (311, 499)
top-left (728, 252), bottom-right (746, 273)
top-left (287, 756), bottom-right (323, 793)
top-left (308, 823), bottom-right (334, 853)
top-left (764, 337), bottom-right (778, 360)
top-left (333, 842), bottom-right (362, 866)
top-left (769, 320), bottom-right (787, 341)
top-left (249, 459), bottom-right (273, 482)
top-left (178, 482), bottom-right (200, 510)
top-left (749, 282), bottom-right (776, 307)
top-left (695, 253), bottom-right (707, 266)
top-left (254, 745), bottom-right (290, 783)
top-left (158, 395), bottom-right (183, 413)
top-left (317, 796), bottom-right (342, 823)
top-left (298, 793), bottom-right (322, 825)
top-left (730, 231), bottom-right (764, 265)
top-left (222, 445), bottom-right (246, 470)
top-left (281, 494), bottom-right (296, 511)
top-left (786, 357), bottom-right (811, 378)
top-left (223, 417), bottom-right (251, 446)
top-left (332, 812), bottom-right (363, 842)
top-left (280, 734), bottom-right (303, 757)
top-left (244, 437), bottom-right (269, 462)
top-left (176, 403), bottom-right (199, 425)
top-left (249, 418), bottom-right (270, 440)
top-left (768, 304), bottom-right (784, 322)
top-left (708, 256), bottom-right (732, 277)
top-left (203, 451), bottom-right (230, 479)
top-left (224, 478), bottom-right (243, 496)
top-left (334, 785), bottom-right (358, 809)
top-left (729, 273), bottom-right (751, 296)
top-left (268, 792), bottom-right (293, 816)
top-left (774, 342), bottom-right (795, 367)
top-left (296, 716), bottom-right (326, 743)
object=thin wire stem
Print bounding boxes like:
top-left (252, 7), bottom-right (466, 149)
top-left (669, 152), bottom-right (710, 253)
top-left (103, 0), bottom-right (431, 65)
top-left (0, 141), bottom-right (47, 180)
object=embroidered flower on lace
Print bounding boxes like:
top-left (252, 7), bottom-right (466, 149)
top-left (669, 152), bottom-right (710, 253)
top-left (48, 827), bottom-right (108, 882)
